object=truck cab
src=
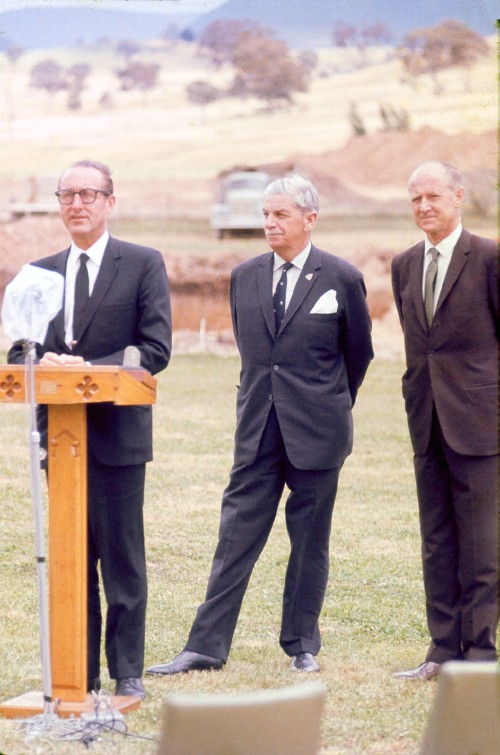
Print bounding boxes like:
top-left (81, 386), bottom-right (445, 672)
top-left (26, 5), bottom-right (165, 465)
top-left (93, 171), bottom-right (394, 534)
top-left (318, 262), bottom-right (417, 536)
top-left (211, 170), bottom-right (270, 239)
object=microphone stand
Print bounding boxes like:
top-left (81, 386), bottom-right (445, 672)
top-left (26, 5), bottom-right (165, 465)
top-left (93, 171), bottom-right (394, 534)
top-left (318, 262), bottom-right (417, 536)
top-left (25, 339), bottom-right (53, 717)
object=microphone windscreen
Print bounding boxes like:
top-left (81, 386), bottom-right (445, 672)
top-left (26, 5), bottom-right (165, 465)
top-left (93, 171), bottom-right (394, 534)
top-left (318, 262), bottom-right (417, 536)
top-left (123, 346), bottom-right (141, 367)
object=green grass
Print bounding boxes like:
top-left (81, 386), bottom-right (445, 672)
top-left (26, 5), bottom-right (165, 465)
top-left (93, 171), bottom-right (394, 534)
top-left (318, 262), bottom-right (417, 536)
top-left (0, 355), bottom-right (492, 753)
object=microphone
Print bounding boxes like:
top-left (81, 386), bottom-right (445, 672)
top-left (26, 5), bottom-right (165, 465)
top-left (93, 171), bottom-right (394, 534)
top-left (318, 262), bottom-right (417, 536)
top-left (122, 345), bottom-right (141, 368)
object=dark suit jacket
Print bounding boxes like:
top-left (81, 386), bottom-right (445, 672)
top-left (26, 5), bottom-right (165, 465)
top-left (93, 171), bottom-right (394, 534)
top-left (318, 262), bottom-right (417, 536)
top-left (230, 244), bottom-right (373, 470)
top-left (8, 236), bottom-right (172, 466)
top-left (391, 229), bottom-right (498, 456)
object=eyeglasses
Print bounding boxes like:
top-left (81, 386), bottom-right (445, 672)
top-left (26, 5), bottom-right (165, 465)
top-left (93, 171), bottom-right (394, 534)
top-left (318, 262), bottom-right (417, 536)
top-left (55, 188), bottom-right (111, 205)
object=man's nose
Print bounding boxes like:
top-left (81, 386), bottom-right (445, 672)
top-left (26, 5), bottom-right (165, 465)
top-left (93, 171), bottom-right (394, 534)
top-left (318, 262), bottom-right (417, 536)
top-left (70, 192), bottom-right (84, 206)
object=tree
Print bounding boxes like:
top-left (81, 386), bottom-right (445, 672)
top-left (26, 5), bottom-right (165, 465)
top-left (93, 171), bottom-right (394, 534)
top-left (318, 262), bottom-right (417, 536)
top-left (117, 40), bottom-right (140, 58)
top-left (348, 102), bottom-right (366, 136)
top-left (6, 45), bottom-right (23, 64)
top-left (30, 59), bottom-right (67, 93)
top-left (397, 19), bottom-right (489, 93)
top-left (66, 63), bottom-right (90, 110)
top-left (180, 28), bottom-right (195, 43)
top-left (116, 61), bottom-right (159, 92)
top-left (198, 20), bottom-right (309, 107)
top-left (379, 102), bottom-right (410, 132)
top-left (30, 59), bottom-right (91, 110)
top-left (332, 20), bottom-right (392, 68)
top-left (331, 21), bottom-right (357, 48)
top-left (198, 19), bottom-right (271, 68)
top-left (230, 35), bottom-right (310, 106)
top-left (186, 80), bottom-right (219, 106)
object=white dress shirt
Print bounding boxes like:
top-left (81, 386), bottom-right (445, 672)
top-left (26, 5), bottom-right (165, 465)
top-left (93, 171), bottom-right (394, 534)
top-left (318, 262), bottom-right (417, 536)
top-left (422, 224), bottom-right (462, 314)
top-left (273, 243), bottom-right (311, 310)
top-left (64, 231), bottom-right (109, 346)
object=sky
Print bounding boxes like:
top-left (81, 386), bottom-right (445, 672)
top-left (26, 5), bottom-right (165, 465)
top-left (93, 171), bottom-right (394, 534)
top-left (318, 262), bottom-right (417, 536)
top-left (0, 0), bottom-right (496, 50)
top-left (0, 0), bottom-right (227, 13)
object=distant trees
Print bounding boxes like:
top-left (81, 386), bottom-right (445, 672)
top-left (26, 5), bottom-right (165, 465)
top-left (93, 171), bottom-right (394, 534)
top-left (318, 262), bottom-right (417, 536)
top-left (117, 40), bottom-right (141, 59)
top-left (348, 100), bottom-right (410, 137)
top-left (379, 103), bottom-right (410, 132)
top-left (198, 20), bottom-right (269, 68)
top-left (198, 20), bottom-right (311, 108)
top-left (186, 80), bottom-right (219, 106)
top-left (30, 58), bottom-right (91, 110)
top-left (332, 20), bottom-right (392, 67)
top-left (30, 59), bottom-right (67, 92)
top-left (348, 102), bottom-right (366, 136)
top-left (397, 19), bottom-right (490, 93)
top-left (116, 61), bottom-right (159, 93)
top-left (66, 63), bottom-right (91, 110)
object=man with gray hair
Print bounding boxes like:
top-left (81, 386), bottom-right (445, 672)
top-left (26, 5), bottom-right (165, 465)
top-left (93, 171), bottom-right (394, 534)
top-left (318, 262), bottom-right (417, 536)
top-left (148, 174), bottom-right (373, 675)
top-left (392, 160), bottom-right (498, 680)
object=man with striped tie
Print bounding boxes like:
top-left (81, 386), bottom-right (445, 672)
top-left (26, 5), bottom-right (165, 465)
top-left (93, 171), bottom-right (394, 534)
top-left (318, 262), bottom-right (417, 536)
top-left (391, 161), bottom-right (499, 680)
top-left (148, 174), bottom-right (373, 676)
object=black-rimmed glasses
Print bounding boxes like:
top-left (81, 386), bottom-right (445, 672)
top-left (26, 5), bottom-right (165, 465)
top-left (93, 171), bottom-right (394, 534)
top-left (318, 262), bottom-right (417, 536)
top-left (55, 188), bottom-right (111, 205)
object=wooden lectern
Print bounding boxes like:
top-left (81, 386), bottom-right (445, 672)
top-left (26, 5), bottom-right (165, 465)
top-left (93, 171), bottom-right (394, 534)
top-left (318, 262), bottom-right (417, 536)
top-left (0, 364), bottom-right (157, 718)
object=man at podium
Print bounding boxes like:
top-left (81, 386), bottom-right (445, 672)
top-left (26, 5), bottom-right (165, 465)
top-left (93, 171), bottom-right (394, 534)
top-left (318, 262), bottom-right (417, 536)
top-left (8, 159), bottom-right (172, 701)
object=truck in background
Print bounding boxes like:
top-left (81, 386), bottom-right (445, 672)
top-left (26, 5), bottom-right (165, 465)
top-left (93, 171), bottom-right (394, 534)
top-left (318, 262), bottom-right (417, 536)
top-left (210, 169), bottom-right (271, 239)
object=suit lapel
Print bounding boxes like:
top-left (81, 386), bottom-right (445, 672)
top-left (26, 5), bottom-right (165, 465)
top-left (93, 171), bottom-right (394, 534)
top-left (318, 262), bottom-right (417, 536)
top-left (257, 253), bottom-right (276, 339)
top-left (279, 246), bottom-right (321, 334)
top-left (409, 243), bottom-right (427, 332)
top-left (77, 237), bottom-right (120, 341)
top-left (434, 230), bottom-right (469, 314)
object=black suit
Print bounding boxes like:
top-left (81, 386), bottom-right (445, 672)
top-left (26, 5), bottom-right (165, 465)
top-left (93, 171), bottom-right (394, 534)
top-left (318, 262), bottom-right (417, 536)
top-left (8, 236), bottom-right (171, 680)
top-left (185, 245), bottom-right (373, 661)
top-left (391, 229), bottom-right (499, 661)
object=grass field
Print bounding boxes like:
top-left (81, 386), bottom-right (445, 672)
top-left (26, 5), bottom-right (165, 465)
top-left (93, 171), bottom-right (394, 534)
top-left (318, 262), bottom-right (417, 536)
top-left (0, 354), bottom-right (490, 754)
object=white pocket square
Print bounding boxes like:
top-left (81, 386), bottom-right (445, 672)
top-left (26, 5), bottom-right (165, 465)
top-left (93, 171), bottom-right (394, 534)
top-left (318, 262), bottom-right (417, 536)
top-left (310, 289), bottom-right (338, 314)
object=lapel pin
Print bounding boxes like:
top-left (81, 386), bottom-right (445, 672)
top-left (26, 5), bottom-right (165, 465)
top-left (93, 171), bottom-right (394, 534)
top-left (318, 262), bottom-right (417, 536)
top-left (305, 273), bottom-right (313, 281)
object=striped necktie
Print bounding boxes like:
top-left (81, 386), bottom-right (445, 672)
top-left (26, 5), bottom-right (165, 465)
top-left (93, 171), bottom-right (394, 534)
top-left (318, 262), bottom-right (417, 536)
top-left (424, 247), bottom-right (439, 327)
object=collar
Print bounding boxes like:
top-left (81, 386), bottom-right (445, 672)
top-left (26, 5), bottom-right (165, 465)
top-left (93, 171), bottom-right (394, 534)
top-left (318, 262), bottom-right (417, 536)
top-left (69, 231), bottom-right (109, 266)
top-left (424, 224), bottom-right (462, 260)
top-left (273, 242), bottom-right (311, 272)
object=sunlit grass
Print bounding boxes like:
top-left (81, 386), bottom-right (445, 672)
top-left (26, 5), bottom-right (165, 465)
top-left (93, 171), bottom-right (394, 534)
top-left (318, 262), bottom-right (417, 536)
top-left (0, 355), bottom-right (490, 754)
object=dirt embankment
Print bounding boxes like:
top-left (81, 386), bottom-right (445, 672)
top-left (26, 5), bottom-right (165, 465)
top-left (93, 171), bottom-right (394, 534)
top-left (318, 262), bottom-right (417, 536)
top-left (0, 128), bottom-right (495, 359)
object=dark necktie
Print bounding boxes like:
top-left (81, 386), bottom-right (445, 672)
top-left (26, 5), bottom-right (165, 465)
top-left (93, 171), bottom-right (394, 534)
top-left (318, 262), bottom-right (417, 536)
top-left (424, 247), bottom-right (439, 327)
top-left (73, 253), bottom-right (89, 341)
top-left (273, 262), bottom-right (293, 333)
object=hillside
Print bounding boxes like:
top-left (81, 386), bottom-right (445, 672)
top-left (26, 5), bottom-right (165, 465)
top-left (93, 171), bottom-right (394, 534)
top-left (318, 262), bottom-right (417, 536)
top-left (0, 34), bottom-right (496, 353)
top-left (1, 0), bottom-right (497, 50)
top-left (1, 38), bottom-right (496, 189)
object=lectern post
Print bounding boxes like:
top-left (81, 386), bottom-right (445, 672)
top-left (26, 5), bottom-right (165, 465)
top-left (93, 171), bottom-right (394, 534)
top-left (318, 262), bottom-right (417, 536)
top-left (0, 365), bottom-right (157, 718)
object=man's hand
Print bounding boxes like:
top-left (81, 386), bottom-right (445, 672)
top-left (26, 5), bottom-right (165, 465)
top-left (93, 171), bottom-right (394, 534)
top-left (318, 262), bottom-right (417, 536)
top-left (40, 352), bottom-right (85, 365)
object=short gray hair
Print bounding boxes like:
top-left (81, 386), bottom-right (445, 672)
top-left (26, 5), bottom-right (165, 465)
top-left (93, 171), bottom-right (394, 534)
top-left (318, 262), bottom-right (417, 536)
top-left (264, 174), bottom-right (319, 214)
top-left (409, 161), bottom-right (462, 191)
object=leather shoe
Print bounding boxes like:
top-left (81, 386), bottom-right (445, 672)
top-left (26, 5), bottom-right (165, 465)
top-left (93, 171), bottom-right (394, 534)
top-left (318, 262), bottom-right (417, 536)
top-left (146, 650), bottom-right (224, 675)
top-left (394, 661), bottom-right (441, 680)
top-left (291, 652), bottom-right (320, 673)
top-left (87, 676), bottom-right (101, 693)
top-left (115, 677), bottom-right (146, 699)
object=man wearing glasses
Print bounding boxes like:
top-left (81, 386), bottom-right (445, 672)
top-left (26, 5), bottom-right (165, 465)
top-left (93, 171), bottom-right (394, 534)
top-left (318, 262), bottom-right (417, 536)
top-left (8, 160), bottom-right (172, 700)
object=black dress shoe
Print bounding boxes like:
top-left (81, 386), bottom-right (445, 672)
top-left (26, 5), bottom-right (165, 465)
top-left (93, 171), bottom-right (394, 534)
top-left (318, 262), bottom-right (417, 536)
top-left (146, 650), bottom-right (224, 675)
top-left (394, 661), bottom-right (441, 680)
top-left (87, 676), bottom-right (101, 693)
top-left (291, 652), bottom-right (320, 672)
top-left (115, 677), bottom-right (146, 699)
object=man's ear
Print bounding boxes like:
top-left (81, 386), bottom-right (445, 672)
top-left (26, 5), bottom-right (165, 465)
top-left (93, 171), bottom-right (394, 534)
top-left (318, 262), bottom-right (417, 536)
top-left (304, 211), bottom-right (318, 231)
